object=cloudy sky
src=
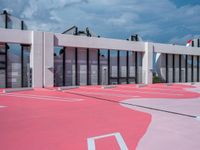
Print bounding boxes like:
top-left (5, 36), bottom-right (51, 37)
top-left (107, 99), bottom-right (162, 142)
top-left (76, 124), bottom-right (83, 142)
top-left (1, 0), bottom-right (200, 45)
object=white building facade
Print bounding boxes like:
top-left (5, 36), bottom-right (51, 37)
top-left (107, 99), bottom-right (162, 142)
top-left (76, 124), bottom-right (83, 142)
top-left (0, 11), bottom-right (200, 88)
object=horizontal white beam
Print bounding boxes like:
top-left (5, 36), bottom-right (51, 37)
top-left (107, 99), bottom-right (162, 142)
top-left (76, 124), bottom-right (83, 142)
top-left (153, 43), bottom-right (200, 55)
top-left (54, 33), bottom-right (145, 52)
top-left (0, 28), bottom-right (32, 44)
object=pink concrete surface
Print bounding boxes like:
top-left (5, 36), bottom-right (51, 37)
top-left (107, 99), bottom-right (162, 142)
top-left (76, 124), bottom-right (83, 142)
top-left (0, 86), bottom-right (151, 150)
top-left (0, 83), bottom-right (200, 150)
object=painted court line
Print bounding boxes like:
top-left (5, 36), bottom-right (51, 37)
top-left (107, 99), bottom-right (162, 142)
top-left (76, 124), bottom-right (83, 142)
top-left (196, 116), bottom-right (200, 121)
top-left (0, 94), bottom-right (84, 102)
top-left (106, 88), bottom-right (183, 96)
top-left (0, 105), bottom-right (7, 108)
top-left (79, 86), bottom-right (183, 96)
top-left (3, 93), bottom-right (83, 101)
top-left (119, 86), bottom-right (187, 93)
top-left (87, 132), bottom-right (128, 150)
top-left (63, 91), bottom-right (140, 98)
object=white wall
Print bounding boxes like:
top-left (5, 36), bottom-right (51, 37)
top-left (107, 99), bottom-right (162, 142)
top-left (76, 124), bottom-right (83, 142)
top-left (0, 28), bottom-right (32, 44)
top-left (31, 31), bottom-right (43, 88)
top-left (54, 33), bottom-right (145, 52)
top-left (1, 28), bottom-right (200, 87)
top-left (43, 32), bottom-right (54, 87)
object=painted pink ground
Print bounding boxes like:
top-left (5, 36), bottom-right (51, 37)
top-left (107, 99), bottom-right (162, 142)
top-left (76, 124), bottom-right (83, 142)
top-left (0, 84), bottom-right (199, 150)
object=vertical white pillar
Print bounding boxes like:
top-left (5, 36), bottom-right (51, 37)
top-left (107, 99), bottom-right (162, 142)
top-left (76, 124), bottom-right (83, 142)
top-left (142, 42), bottom-right (153, 84)
top-left (43, 32), bottom-right (54, 87)
top-left (31, 31), bottom-right (43, 88)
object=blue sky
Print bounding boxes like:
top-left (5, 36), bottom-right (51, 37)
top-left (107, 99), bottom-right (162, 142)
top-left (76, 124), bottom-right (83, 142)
top-left (1, 0), bottom-right (200, 45)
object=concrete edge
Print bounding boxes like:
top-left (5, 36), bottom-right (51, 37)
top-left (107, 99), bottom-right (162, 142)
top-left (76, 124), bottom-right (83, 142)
top-left (57, 86), bottom-right (79, 91)
top-left (196, 116), bottom-right (200, 121)
top-left (0, 105), bottom-right (7, 108)
top-left (175, 82), bottom-right (200, 85)
top-left (3, 88), bottom-right (33, 93)
top-left (165, 83), bottom-right (173, 86)
top-left (101, 85), bottom-right (116, 89)
top-left (136, 84), bottom-right (147, 88)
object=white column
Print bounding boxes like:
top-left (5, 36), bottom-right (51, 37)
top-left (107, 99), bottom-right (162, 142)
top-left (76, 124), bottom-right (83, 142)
top-left (142, 42), bottom-right (153, 84)
top-left (43, 32), bottom-right (54, 87)
top-left (30, 31), bottom-right (43, 88)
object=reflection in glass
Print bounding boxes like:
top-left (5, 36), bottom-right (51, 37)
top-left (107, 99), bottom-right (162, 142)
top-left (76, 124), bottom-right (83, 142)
top-left (54, 47), bottom-right (64, 86)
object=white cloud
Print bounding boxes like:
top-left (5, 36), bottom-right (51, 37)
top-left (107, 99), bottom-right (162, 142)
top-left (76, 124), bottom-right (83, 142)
top-left (1, 0), bottom-right (199, 44)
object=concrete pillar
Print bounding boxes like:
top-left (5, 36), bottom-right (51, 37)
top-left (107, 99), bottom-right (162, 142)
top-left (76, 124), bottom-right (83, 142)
top-left (30, 31), bottom-right (43, 88)
top-left (43, 32), bottom-right (54, 87)
top-left (142, 42), bottom-right (153, 84)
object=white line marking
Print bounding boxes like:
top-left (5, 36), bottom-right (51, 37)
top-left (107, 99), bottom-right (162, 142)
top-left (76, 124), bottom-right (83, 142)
top-left (196, 116), bottom-right (200, 121)
top-left (87, 132), bottom-right (128, 150)
top-left (65, 91), bottom-right (140, 98)
top-left (0, 105), bottom-right (7, 108)
top-left (80, 86), bottom-right (183, 96)
top-left (0, 93), bottom-right (83, 102)
top-left (105, 88), bottom-right (183, 96)
top-left (119, 86), bottom-right (185, 93)
top-left (4, 93), bottom-right (82, 100)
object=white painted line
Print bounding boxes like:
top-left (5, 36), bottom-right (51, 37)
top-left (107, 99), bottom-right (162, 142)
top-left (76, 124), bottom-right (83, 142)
top-left (58, 86), bottom-right (79, 91)
top-left (80, 86), bottom-right (183, 96)
top-left (4, 93), bottom-right (83, 101)
top-left (3, 88), bottom-right (33, 93)
top-left (66, 91), bottom-right (140, 98)
top-left (196, 116), bottom-right (200, 121)
top-left (102, 85), bottom-right (116, 89)
top-left (136, 84), bottom-right (147, 88)
top-left (119, 86), bottom-right (185, 93)
top-left (0, 94), bottom-right (84, 102)
top-left (0, 105), bottom-right (7, 108)
top-left (106, 88), bottom-right (183, 96)
top-left (87, 132), bottom-right (128, 150)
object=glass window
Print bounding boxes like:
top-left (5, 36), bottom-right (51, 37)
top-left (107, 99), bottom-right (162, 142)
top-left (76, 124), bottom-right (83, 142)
top-left (119, 51), bottom-right (127, 77)
top-left (0, 14), bottom-right (5, 28)
top-left (77, 48), bottom-right (87, 86)
top-left (7, 44), bottom-right (21, 88)
top-left (0, 55), bottom-right (5, 61)
top-left (22, 46), bottom-right (31, 87)
top-left (193, 56), bottom-right (197, 82)
top-left (129, 51), bottom-right (135, 77)
top-left (65, 47), bottom-right (76, 86)
top-left (0, 70), bottom-right (5, 88)
top-left (110, 50), bottom-right (118, 77)
top-left (100, 50), bottom-right (108, 85)
top-left (54, 47), bottom-right (64, 86)
top-left (89, 49), bottom-right (98, 85)
top-left (7, 15), bottom-right (22, 29)
top-left (0, 44), bottom-right (6, 53)
top-left (0, 62), bottom-right (5, 68)
top-left (174, 54), bottom-right (180, 82)
top-left (187, 55), bottom-right (192, 82)
top-left (168, 54), bottom-right (173, 83)
top-left (137, 52), bottom-right (143, 83)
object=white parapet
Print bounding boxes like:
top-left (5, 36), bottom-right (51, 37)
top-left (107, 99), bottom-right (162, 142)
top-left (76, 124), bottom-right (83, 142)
top-left (0, 28), bottom-right (32, 44)
top-left (1, 28), bottom-right (200, 88)
top-left (3, 87), bottom-right (33, 93)
top-left (54, 33), bottom-right (145, 52)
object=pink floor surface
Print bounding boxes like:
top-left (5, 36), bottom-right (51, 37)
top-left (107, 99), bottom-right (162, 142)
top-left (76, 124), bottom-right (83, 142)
top-left (0, 84), bottom-right (199, 150)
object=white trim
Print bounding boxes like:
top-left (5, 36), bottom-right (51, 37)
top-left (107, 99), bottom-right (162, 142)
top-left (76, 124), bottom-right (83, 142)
top-left (196, 116), bottom-right (200, 121)
top-left (0, 106), bottom-right (7, 108)
top-left (0, 93), bottom-right (83, 102)
top-left (55, 33), bottom-right (145, 52)
top-left (87, 132), bottom-right (128, 150)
